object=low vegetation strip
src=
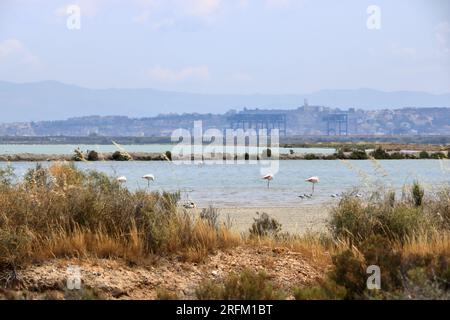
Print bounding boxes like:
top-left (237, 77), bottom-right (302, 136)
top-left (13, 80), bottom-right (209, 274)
top-left (0, 146), bottom-right (448, 162)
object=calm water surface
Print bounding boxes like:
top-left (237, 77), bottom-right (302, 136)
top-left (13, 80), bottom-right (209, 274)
top-left (1, 160), bottom-right (448, 208)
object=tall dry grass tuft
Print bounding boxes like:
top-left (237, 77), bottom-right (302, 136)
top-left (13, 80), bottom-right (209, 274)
top-left (0, 163), bottom-right (240, 271)
top-left (297, 184), bottom-right (450, 300)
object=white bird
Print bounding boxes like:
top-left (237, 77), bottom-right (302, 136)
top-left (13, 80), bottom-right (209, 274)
top-left (117, 176), bottom-right (127, 183)
top-left (262, 173), bottom-right (274, 189)
top-left (305, 176), bottom-right (319, 194)
top-left (142, 174), bottom-right (155, 187)
top-left (183, 201), bottom-right (196, 209)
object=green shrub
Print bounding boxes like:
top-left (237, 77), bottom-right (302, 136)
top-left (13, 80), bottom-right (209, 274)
top-left (390, 152), bottom-right (406, 160)
top-left (329, 250), bottom-right (367, 299)
top-left (349, 150), bottom-right (368, 160)
top-left (370, 147), bottom-right (390, 159)
top-left (304, 153), bottom-right (319, 160)
top-left (294, 280), bottom-right (347, 300)
top-left (329, 192), bottom-right (428, 244)
top-left (430, 152), bottom-right (446, 159)
top-left (196, 269), bottom-right (285, 300)
top-left (335, 149), bottom-right (346, 159)
top-left (419, 151), bottom-right (430, 159)
top-left (411, 181), bottom-right (424, 207)
top-left (249, 213), bottom-right (282, 237)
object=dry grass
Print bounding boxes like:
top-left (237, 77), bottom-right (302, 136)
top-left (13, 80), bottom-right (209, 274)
top-left (397, 231), bottom-right (450, 257)
top-left (244, 235), bottom-right (333, 272)
top-left (0, 163), bottom-right (240, 271)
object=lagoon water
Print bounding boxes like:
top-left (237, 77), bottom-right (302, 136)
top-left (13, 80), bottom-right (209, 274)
top-left (1, 160), bottom-right (448, 208)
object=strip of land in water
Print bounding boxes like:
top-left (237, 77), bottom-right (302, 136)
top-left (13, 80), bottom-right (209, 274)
top-left (0, 149), bottom-right (448, 161)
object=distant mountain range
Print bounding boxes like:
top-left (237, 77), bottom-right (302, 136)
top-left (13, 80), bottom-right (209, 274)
top-left (1, 81), bottom-right (450, 122)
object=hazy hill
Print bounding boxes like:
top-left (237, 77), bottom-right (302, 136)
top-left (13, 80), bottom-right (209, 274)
top-left (1, 81), bottom-right (450, 122)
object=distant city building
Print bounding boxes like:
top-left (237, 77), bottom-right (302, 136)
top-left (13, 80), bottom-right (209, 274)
top-left (0, 106), bottom-right (448, 137)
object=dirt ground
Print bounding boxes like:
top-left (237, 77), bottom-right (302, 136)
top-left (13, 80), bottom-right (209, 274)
top-left (1, 245), bottom-right (326, 300)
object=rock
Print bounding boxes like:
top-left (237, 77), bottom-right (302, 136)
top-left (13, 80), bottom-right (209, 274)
top-left (111, 288), bottom-right (128, 298)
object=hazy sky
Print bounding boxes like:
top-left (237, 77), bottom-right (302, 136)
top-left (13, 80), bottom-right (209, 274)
top-left (0, 0), bottom-right (449, 94)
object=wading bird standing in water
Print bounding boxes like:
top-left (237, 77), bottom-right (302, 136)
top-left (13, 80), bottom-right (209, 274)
top-left (117, 176), bottom-right (127, 184)
top-left (142, 174), bottom-right (155, 187)
top-left (305, 176), bottom-right (319, 194)
top-left (262, 173), bottom-right (274, 189)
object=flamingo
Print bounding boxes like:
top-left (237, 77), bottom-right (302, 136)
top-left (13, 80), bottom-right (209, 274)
top-left (305, 176), bottom-right (319, 194)
top-left (262, 173), bottom-right (274, 189)
top-left (117, 176), bottom-right (127, 184)
top-left (142, 174), bottom-right (155, 187)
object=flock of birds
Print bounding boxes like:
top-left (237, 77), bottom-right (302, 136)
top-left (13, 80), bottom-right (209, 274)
top-left (262, 174), bottom-right (363, 199)
top-left (262, 174), bottom-right (320, 197)
top-left (115, 172), bottom-right (359, 208)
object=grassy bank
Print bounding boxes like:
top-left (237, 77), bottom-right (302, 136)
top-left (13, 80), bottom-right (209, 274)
top-left (0, 163), bottom-right (239, 271)
top-left (0, 163), bottom-right (449, 299)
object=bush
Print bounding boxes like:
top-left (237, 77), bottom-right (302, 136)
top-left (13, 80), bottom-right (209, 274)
top-left (249, 213), bottom-right (282, 237)
top-left (411, 181), bottom-right (424, 207)
top-left (334, 149), bottom-right (346, 159)
top-left (429, 188), bottom-right (450, 228)
top-left (311, 187), bottom-right (450, 300)
top-left (72, 148), bottom-right (85, 161)
top-left (304, 153), bottom-right (319, 160)
top-left (294, 279), bottom-right (347, 300)
top-left (329, 192), bottom-right (428, 244)
top-left (329, 250), bottom-right (367, 299)
top-left (390, 152), bottom-right (406, 160)
top-left (112, 151), bottom-right (132, 161)
top-left (419, 151), bottom-right (430, 159)
top-left (195, 269), bottom-right (285, 300)
top-left (87, 150), bottom-right (99, 161)
top-left (430, 152), bottom-right (446, 159)
top-left (370, 147), bottom-right (390, 159)
top-left (349, 150), bottom-right (368, 160)
top-left (200, 206), bottom-right (220, 229)
top-left (0, 165), bottom-right (15, 186)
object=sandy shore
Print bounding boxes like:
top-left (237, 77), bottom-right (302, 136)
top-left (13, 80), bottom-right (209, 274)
top-left (195, 203), bottom-right (332, 235)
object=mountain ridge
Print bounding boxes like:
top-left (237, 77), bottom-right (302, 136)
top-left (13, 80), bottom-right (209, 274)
top-left (1, 80), bottom-right (450, 122)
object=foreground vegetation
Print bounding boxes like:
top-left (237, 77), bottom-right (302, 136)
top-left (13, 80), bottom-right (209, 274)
top-left (0, 163), bottom-right (449, 300)
top-left (195, 183), bottom-right (450, 300)
top-left (0, 163), bottom-right (238, 272)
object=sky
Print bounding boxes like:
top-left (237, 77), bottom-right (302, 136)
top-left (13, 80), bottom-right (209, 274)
top-left (0, 0), bottom-right (449, 94)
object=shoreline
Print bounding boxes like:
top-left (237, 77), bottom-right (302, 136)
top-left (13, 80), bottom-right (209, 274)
top-left (192, 204), bottom-right (331, 235)
top-left (0, 151), bottom-right (448, 162)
